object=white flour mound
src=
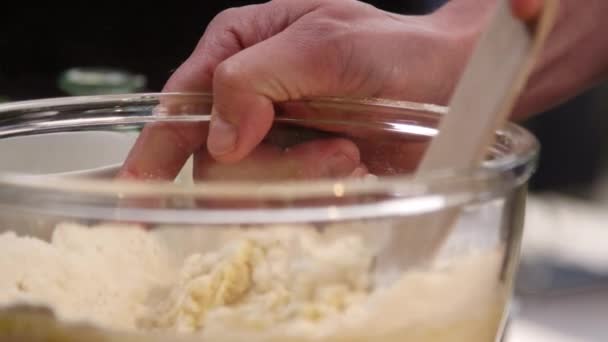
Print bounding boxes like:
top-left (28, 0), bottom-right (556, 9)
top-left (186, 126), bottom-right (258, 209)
top-left (0, 222), bottom-right (507, 341)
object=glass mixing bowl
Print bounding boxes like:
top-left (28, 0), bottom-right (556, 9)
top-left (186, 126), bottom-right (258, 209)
top-left (0, 93), bottom-right (537, 342)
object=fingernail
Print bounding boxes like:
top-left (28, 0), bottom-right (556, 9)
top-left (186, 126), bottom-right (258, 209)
top-left (349, 165), bottom-right (369, 178)
top-left (208, 109), bottom-right (237, 156)
top-left (325, 153), bottom-right (358, 177)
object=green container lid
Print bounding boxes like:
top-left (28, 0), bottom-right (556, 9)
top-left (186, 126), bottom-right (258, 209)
top-left (58, 68), bottom-right (147, 96)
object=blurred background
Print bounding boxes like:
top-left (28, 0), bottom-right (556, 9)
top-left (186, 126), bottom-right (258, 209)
top-left (1, 1), bottom-right (607, 340)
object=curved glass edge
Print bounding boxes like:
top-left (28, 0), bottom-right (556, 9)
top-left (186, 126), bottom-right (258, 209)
top-left (0, 93), bottom-right (539, 203)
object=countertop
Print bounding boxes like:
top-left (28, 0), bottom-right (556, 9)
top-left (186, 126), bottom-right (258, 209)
top-left (506, 194), bottom-right (608, 341)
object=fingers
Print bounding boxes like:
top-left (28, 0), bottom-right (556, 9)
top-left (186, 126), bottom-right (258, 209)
top-left (163, 0), bottom-right (323, 93)
top-left (206, 22), bottom-right (347, 163)
top-left (118, 121), bottom-right (208, 180)
top-left (206, 93), bottom-right (275, 162)
top-left (194, 138), bottom-right (362, 181)
top-left (511, 0), bottom-right (544, 22)
top-left (119, 1), bottom-right (324, 180)
top-left (358, 139), bottom-right (428, 176)
top-left (285, 138), bottom-right (363, 179)
top-left (118, 97), bottom-right (211, 180)
top-left (120, 5), bottom-right (278, 181)
top-left (163, 5), bottom-right (268, 93)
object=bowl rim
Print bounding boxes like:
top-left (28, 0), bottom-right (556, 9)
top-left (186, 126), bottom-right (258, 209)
top-left (0, 92), bottom-right (539, 202)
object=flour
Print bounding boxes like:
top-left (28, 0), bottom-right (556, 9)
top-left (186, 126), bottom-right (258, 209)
top-left (0, 222), bottom-right (507, 341)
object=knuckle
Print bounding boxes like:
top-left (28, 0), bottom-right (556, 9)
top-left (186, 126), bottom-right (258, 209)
top-left (301, 17), bottom-right (353, 58)
top-left (269, 0), bottom-right (293, 6)
top-left (292, 15), bottom-right (350, 45)
top-left (284, 15), bottom-right (358, 87)
top-left (269, 0), bottom-right (311, 8)
top-left (214, 60), bottom-right (246, 91)
top-left (314, 0), bottom-right (366, 20)
top-left (211, 7), bottom-right (242, 26)
top-left (205, 5), bottom-right (271, 50)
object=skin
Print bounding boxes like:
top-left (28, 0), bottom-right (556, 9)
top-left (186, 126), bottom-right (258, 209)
top-left (512, 0), bottom-right (543, 21)
top-left (118, 0), bottom-right (608, 181)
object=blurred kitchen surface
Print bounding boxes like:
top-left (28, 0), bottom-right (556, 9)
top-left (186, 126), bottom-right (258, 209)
top-left (508, 81), bottom-right (608, 341)
top-left (1, 0), bottom-right (607, 341)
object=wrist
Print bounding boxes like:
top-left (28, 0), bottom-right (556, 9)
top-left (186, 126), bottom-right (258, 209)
top-left (392, 1), bottom-right (498, 105)
top-left (513, 0), bottom-right (608, 118)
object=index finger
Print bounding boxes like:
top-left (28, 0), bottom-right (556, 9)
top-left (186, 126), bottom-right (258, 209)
top-left (118, 10), bottom-right (255, 180)
top-left (118, 2), bottom-right (315, 181)
top-left (118, 97), bottom-right (209, 180)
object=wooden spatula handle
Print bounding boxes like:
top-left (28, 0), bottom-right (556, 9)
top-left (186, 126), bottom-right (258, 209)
top-left (417, 0), bottom-right (558, 174)
top-left (377, 0), bottom-right (559, 271)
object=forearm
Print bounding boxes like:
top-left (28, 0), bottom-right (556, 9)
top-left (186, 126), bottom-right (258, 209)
top-left (433, 0), bottom-right (608, 119)
top-left (516, 0), bottom-right (608, 118)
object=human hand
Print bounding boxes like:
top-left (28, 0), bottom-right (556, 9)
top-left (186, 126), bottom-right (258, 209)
top-left (511, 0), bottom-right (544, 21)
top-left (120, 0), bottom-right (539, 181)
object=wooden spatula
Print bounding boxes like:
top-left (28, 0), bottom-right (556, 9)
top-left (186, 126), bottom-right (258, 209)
top-left (376, 0), bottom-right (559, 271)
